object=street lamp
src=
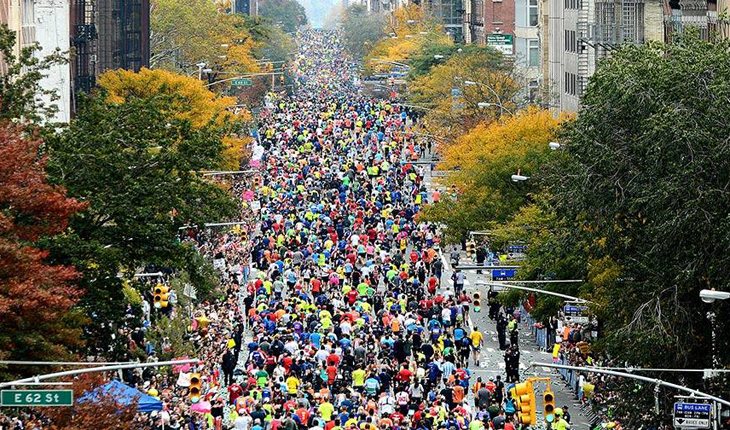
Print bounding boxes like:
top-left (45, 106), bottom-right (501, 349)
top-left (549, 141), bottom-right (561, 150)
top-left (196, 62), bottom-right (207, 81)
top-left (463, 80), bottom-right (513, 115)
top-left (478, 102), bottom-right (515, 115)
top-left (701, 289), bottom-right (728, 376)
top-left (700, 289), bottom-right (730, 303)
top-left (433, 54), bottom-right (445, 60)
top-left (511, 174), bottom-right (529, 182)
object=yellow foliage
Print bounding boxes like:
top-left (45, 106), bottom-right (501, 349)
top-left (99, 68), bottom-right (248, 127)
top-left (364, 4), bottom-right (451, 73)
top-left (441, 107), bottom-right (566, 190)
top-left (98, 68), bottom-right (252, 169)
top-left (150, 0), bottom-right (260, 74)
top-left (409, 47), bottom-right (519, 137)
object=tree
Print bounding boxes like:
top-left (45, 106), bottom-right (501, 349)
top-left (408, 46), bottom-right (519, 138)
top-left (150, 0), bottom-right (259, 74)
top-left (45, 94), bottom-right (237, 357)
top-left (0, 123), bottom-right (87, 378)
top-left (339, 4), bottom-right (385, 59)
top-left (258, 0), bottom-right (308, 34)
top-left (514, 34), bottom-right (730, 424)
top-left (238, 15), bottom-right (296, 65)
top-left (364, 4), bottom-right (451, 73)
top-left (97, 68), bottom-right (252, 169)
top-left (420, 108), bottom-right (564, 241)
top-left (0, 24), bottom-right (65, 123)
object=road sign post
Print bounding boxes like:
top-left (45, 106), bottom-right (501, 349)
top-left (231, 78), bottom-right (253, 87)
top-left (673, 402), bottom-right (713, 429)
top-left (1, 390), bottom-right (73, 407)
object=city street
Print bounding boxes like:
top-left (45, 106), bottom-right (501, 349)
top-left (2, 0), bottom-right (729, 428)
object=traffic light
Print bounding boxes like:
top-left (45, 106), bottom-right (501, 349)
top-left (189, 373), bottom-right (202, 402)
top-left (473, 292), bottom-right (481, 312)
top-left (511, 381), bottom-right (536, 425)
top-left (466, 240), bottom-right (475, 258)
top-left (153, 284), bottom-right (170, 309)
top-left (544, 389), bottom-right (556, 422)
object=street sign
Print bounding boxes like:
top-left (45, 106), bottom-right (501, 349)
top-left (1, 390), bottom-right (73, 407)
top-left (231, 78), bottom-right (253, 87)
top-left (673, 402), bottom-right (712, 428)
top-left (487, 33), bottom-right (514, 55)
top-left (492, 269), bottom-right (516, 280)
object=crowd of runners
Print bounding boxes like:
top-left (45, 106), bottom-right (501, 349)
top-left (0, 30), bottom-right (564, 430)
top-left (226, 30), bottom-right (540, 430)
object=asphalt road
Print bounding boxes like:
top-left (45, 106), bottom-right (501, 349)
top-left (423, 162), bottom-right (592, 429)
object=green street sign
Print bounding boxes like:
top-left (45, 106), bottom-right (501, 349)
top-left (1, 390), bottom-right (73, 407)
top-left (231, 78), bottom-right (253, 87)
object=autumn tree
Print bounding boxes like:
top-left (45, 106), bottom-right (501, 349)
top-left (408, 46), bottom-right (519, 138)
top-left (150, 0), bottom-right (259, 74)
top-left (0, 123), bottom-right (87, 378)
top-left (98, 68), bottom-right (252, 169)
top-left (420, 108), bottom-right (564, 241)
top-left (364, 4), bottom-right (451, 74)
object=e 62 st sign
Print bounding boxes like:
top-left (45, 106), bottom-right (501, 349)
top-left (1, 390), bottom-right (73, 407)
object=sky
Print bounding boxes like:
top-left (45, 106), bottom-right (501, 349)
top-left (297, 0), bottom-right (340, 28)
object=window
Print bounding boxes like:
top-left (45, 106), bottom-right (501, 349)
top-left (529, 0), bottom-right (539, 26)
top-left (528, 39), bottom-right (539, 66)
top-left (564, 72), bottom-right (578, 96)
top-left (564, 30), bottom-right (577, 52)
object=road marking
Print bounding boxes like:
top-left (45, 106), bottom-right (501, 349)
top-left (439, 249), bottom-right (451, 272)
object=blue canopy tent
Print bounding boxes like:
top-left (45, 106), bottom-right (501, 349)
top-left (78, 380), bottom-right (162, 413)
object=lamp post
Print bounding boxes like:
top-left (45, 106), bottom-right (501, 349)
top-left (700, 289), bottom-right (730, 376)
top-left (463, 79), bottom-right (512, 115)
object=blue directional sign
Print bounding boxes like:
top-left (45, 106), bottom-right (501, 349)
top-left (674, 403), bottom-right (711, 414)
top-left (673, 402), bottom-right (712, 429)
top-left (492, 269), bottom-right (516, 280)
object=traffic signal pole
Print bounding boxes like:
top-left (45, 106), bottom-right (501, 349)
top-left (0, 359), bottom-right (199, 389)
top-left (531, 361), bottom-right (730, 407)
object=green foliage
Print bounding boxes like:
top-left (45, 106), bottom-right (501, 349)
top-left (44, 93), bottom-right (237, 357)
top-left (543, 34), bottom-right (730, 372)
top-left (0, 24), bottom-right (65, 123)
top-left (145, 313), bottom-right (197, 361)
top-left (258, 0), bottom-right (308, 34)
top-left (238, 15), bottom-right (296, 65)
top-left (339, 4), bottom-right (385, 59)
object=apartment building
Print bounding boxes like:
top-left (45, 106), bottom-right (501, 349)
top-left (544, 0), bottom-right (664, 113)
top-left (1, 0), bottom-right (71, 122)
top-left (70, 0), bottom-right (150, 104)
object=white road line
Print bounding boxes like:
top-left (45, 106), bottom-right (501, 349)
top-left (439, 249), bottom-right (451, 272)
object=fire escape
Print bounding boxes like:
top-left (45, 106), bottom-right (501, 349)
top-left (71, 0), bottom-right (97, 96)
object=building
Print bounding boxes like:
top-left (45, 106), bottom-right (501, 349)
top-left (234, 0), bottom-right (259, 15)
top-left (464, 0), bottom-right (486, 43)
top-left (70, 0), bottom-right (150, 108)
top-left (544, 0), bottom-right (664, 113)
top-left (422, 0), bottom-right (466, 40)
top-left (1, 0), bottom-right (71, 122)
